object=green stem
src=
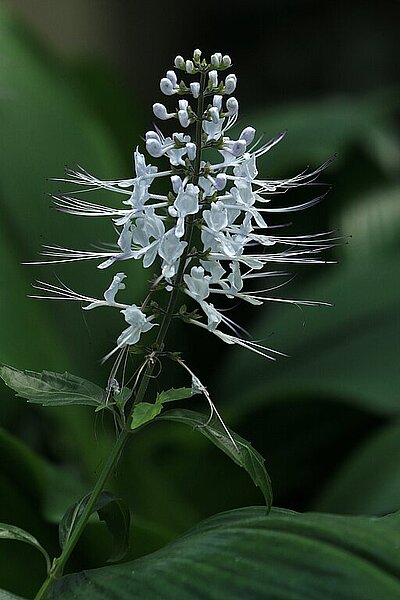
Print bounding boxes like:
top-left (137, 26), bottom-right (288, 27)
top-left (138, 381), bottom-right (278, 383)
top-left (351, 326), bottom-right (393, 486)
top-left (34, 66), bottom-right (208, 600)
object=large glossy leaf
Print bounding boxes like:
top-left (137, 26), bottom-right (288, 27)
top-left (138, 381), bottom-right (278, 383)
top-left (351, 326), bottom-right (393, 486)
top-left (51, 506), bottom-right (400, 599)
top-left (60, 491), bottom-right (130, 563)
top-left (0, 365), bottom-right (104, 407)
top-left (314, 422), bottom-right (400, 516)
top-left (0, 524), bottom-right (50, 573)
top-left (158, 409), bottom-right (272, 509)
top-left (219, 256), bottom-right (400, 418)
top-left (0, 591), bottom-right (27, 600)
top-left (0, 5), bottom-right (147, 375)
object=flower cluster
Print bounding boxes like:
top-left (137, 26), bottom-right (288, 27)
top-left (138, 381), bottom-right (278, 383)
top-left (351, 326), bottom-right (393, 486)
top-left (33, 49), bottom-right (335, 362)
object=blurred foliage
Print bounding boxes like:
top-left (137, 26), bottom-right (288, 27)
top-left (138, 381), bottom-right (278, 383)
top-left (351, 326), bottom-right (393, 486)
top-left (0, 2), bottom-right (399, 598)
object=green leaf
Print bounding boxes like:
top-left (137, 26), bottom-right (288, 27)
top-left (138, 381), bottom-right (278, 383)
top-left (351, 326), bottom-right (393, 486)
top-left (0, 365), bottom-right (104, 407)
top-left (0, 4), bottom-right (147, 376)
top-left (220, 256), bottom-right (400, 418)
top-left (156, 388), bottom-right (193, 404)
top-left (0, 591), bottom-right (27, 600)
top-left (243, 91), bottom-right (399, 173)
top-left (97, 497), bottom-right (131, 563)
top-left (131, 403), bottom-right (163, 431)
top-left (50, 506), bottom-right (400, 599)
top-left (158, 409), bottom-right (272, 509)
top-left (130, 388), bottom-right (197, 431)
top-left (59, 491), bottom-right (130, 563)
top-left (314, 422), bottom-right (400, 515)
top-left (0, 523), bottom-right (50, 573)
top-left (338, 185), bottom-right (400, 258)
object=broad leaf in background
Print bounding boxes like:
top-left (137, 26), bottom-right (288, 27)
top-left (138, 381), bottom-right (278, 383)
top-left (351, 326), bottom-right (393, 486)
top-left (0, 5), bottom-right (147, 375)
top-left (158, 409), bottom-right (272, 510)
top-left (60, 491), bottom-right (130, 563)
top-left (0, 366), bottom-right (104, 407)
top-left (0, 524), bottom-right (50, 573)
top-left (339, 185), bottom-right (400, 258)
top-left (220, 256), bottom-right (400, 418)
top-left (0, 591), bottom-right (27, 600)
top-left (314, 422), bottom-right (400, 516)
top-left (243, 91), bottom-right (400, 173)
top-left (51, 506), bottom-right (400, 600)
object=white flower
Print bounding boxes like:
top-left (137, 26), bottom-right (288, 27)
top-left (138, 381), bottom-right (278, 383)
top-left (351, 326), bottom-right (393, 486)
top-left (170, 183), bottom-right (199, 238)
top-left (183, 266), bottom-right (210, 302)
top-left (116, 305), bottom-right (156, 347)
top-left (35, 50), bottom-right (334, 363)
top-left (158, 228), bottom-right (187, 279)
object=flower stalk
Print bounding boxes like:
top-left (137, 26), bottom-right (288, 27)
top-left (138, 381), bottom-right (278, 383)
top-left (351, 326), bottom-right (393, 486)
top-left (30, 48), bottom-right (334, 598)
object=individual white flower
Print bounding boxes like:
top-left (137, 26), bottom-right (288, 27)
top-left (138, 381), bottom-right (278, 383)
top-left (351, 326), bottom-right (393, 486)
top-left (170, 183), bottom-right (200, 238)
top-left (183, 266), bottom-right (210, 302)
top-left (116, 305), bottom-right (156, 347)
top-left (158, 228), bottom-right (187, 279)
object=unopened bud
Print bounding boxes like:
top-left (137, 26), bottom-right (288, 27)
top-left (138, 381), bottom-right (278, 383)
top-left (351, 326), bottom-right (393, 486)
top-left (222, 55), bottom-right (231, 67)
top-left (240, 127), bottom-right (256, 145)
top-left (211, 53), bottom-right (222, 67)
top-left (186, 142), bottom-right (196, 161)
top-left (208, 70), bottom-right (218, 87)
top-left (186, 60), bottom-right (195, 74)
top-left (215, 173), bottom-right (227, 190)
top-left (231, 139), bottom-right (246, 157)
top-left (145, 131), bottom-right (159, 141)
top-left (153, 103), bottom-right (171, 120)
top-left (174, 55), bottom-right (185, 69)
top-left (178, 99), bottom-right (189, 110)
top-left (166, 70), bottom-right (178, 86)
top-left (146, 138), bottom-right (163, 158)
top-left (209, 106), bottom-right (220, 124)
top-left (171, 175), bottom-right (183, 194)
top-left (213, 95), bottom-right (222, 111)
top-left (226, 97), bottom-right (239, 115)
top-left (178, 109), bottom-right (190, 128)
top-left (193, 49), bottom-right (202, 62)
top-left (190, 82), bottom-right (200, 98)
top-left (224, 74), bottom-right (237, 94)
top-left (160, 77), bottom-right (175, 95)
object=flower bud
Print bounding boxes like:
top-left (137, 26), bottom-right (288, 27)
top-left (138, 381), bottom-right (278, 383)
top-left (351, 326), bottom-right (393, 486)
top-left (178, 109), bottom-right (190, 128)
top-left (145, 131), bottom-right (159, 141)
top-left (213, 95), bottom-right (222, 111)
top-left (186, 142), bottom-right (196, 161)
top-left (215, 173), bottom-right (227, 190)
top-left (193, 48), bottom-right (202, 62)
top-left (209, 106), bottom-right (220, 124)
top-left (178, 99), bottom-right (189, 110)
top-left (153, 103), bottom-right (171, 120)
top-left (226, 97), bottom-right (239, 115)
top-left (160, 77), bottom-right (175, 95)
top-left (186, 60), bottom-right (195, 74)
top-left (211, 53), bottom-right (222, 67)
top-left (224, 74), bottom-right (237, 94)
top-left (174, 55), bottom-right (185, 69)
top-left (240, 126), bottom-right (256, 145)
top-left (190, 82), bottom-right (200, 98)
top-left (170, 175), bottom-right (182, 194)
top-left (231, 139), bottom-right (246, 157)
top-left (166, 70), bottom-right (178, 86)
top-left (208, 70), bottom-right (218, 87)
top-left (222, 55), bottom-right (231, 67)
top-left (146, 138), bottom-right (163, 158)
